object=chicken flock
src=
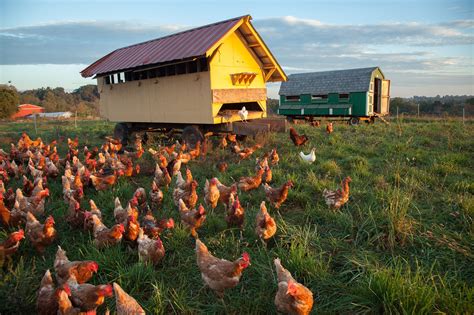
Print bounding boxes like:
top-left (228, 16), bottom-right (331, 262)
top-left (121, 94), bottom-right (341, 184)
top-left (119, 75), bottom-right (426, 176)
top-left (0, 123), bottom-right (351, 314)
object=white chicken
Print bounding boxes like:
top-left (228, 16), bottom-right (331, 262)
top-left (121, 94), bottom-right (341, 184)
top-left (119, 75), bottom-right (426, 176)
top-left (299, 148), bottom-right (316, 164)
top-left (238, 106), bottom-right (248, 122)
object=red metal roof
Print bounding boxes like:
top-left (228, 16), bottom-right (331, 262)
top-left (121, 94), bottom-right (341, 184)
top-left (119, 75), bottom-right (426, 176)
top-left (81, 16), bottom-right (246, 78)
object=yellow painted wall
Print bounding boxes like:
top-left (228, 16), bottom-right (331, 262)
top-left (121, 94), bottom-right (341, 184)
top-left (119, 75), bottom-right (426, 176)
top-left (98, 72), bottom-right (213, 124)
top-left (209, 28), bottom-right (267, 121)
top-left (209, 31), bottom-right (266, 90)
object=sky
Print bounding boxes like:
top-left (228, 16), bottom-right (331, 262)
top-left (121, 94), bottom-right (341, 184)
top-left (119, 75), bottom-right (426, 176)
top-left (0, 0), bottom-right (473, 98)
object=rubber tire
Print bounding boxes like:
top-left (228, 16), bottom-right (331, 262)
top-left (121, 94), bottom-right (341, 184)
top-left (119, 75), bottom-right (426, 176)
top-left (114, 123), bottom-right (130, 145)
top-left (349, 117), bottom-right (360, 126)
top-left (182, 125), bottom-right (204, 148)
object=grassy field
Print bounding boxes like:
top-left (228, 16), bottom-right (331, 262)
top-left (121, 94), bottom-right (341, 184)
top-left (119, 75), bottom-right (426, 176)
top-left (0, 118), bottom-right (473, 314)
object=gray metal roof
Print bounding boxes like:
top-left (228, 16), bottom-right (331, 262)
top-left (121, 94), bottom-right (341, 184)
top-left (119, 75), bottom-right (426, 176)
top-left (279, 67), bottom-right (380, 95)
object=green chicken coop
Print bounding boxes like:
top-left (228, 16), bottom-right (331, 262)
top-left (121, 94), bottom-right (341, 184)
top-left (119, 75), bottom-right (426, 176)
top-left (278, 67), bottom-right (390, 124)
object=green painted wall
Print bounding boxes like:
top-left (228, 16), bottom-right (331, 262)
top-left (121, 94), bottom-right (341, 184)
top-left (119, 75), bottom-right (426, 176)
top-left (278, 91), bottom-right (368, 117)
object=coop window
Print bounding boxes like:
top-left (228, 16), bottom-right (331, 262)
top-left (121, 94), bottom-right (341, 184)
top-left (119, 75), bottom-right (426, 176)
top-left (339, 93), bottom-right (349, 100)
top-left (157, 67), bottom-right (166, 77)
top-left (105, 76), bottom-right (111, 85)
top-left (369, 95), bottom-right (373, 104)
top-left (198, 57), bottom-right (208, 71)
top-left (188, 60), bottom-right (198, 73)
top-left (125, 72), bottom-right (132, 82)
top-left (311, 94), bottom-right (328, 100)
top-left (176, 63), bottom-right (186, 75)
top-left (286, 95), bottom-right (300, 102)
top-left (148, 69), bottom-right (157, 79)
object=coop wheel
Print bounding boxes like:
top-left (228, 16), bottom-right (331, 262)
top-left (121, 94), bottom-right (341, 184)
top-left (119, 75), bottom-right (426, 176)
top-left (114, 123), bottom-right (130, 145)
top-left (349, 117), bottom-right (360, 126)
top-left (182, 125), bottom-right (204, 148)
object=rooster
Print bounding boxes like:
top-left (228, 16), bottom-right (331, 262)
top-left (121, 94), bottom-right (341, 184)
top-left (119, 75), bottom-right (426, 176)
top-left (178, 199), bottom-right (206, 238)
top-left (323, 176), bottom-right (352, 209)
top-left (26, 213), bottom-right (56, 254)
top-left (54, 246), bottom-right (99, 285)
top-left (299, 148), bottom-right (316, 164)
top-left (238, 167), bottom-right (265, 192)
top-left (255, 201), bottom-right (277, 243)
top-left (204, 178), bottom-right (220, 209)
top-left (195, 239), bottom-right (250, 297)
top-left (113, 282), bottom-right (146, 315)
top-left (137, 228), bottom-right (165, 265)
top-left (289, 127), bottom-right (309, 146)
top-left (274, 258), bottom-right (314, 315)
top-left (263, 180), bottom-right (294, 209)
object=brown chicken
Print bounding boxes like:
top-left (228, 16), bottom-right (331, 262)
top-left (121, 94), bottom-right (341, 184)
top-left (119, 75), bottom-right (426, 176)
top-left (238, 144), bottom-right (262, 160)
top-left (113, 282), bottom-right (146, 315)
top-left (263, 180), bottom-right (294, 209)
top-left (216, 180), bottom-right (237, 209)
top-left (90, 214), bottom-right (125, 248)
top-left (0, 192), bottom-right (11, 226)
top-left (67, 276), bottom-right (113, 313)
top-left (179, 199), bottom-right (206, 238)
top-left (137, 228), bottom-right (165, 265)
top-left (37, 269), bottom-right (61, 315)
top-left (310, 120), bottom-right (320, 127)
top-left (270, 148), bottom-right (280, 165)
top-left (255, 201), bottom-right (277, 242)
top-left (263, 166), bottom-right (272, 183)
top-left (89, 172), bottom-right (119, 191)
top-left (173, 179), bottom-right (198, 209)
top-left (57, 284), bottom-right (80, 315)
top-left (326, 122), bottom-right (334, 134)
top-left (217, 161), bottom-right (228, 173)
top-left (226, 194), bottom-right (245, 230)
top-left (150, 180), bottom-right (164, 208)
top-left (274, 258), bottom-right (314, 315)
top-left (289, 127), bottom-right (309, 146)
top-left (0, 229), bottom-right (24, 265)
top-left (114, 197), bottom-right (139, 224)
top-left (195, 239), bottom-right (250, 297)
top-left (238, 167), bottom-right (265, 192)
top-left (219, 136), bottom-right (228, 149)
top-left (124, 215), bottom-right (140, 242)
top-left (26, 212), bottom-right (56, 254)
top-left (54, 246), bottom-right (99, 285)
top-left (153, 164), bottom-right (172, 188)
top-left (204, 178), bottom-right (220, 209)
top-left (323, 176), bottom-right (352, 209)
top-left (141, 209), bottom-right (174, 239)
top-left (65, 198), bottom-right (87, 229)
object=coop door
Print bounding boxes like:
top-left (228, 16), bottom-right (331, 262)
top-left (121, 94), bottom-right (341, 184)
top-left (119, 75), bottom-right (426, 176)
top-left (381, 80), bottom-right (390, 114)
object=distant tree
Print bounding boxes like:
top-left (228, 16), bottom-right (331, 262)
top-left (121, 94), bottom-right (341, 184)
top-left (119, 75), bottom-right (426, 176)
top-left (0, 85), bottom-right (19, 118)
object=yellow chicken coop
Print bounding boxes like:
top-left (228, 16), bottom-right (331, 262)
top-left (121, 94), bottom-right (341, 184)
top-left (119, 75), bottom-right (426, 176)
top-left (81, 15), bottom-right (287, 144)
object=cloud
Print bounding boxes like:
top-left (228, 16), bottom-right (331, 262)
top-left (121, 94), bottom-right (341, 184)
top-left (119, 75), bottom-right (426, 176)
top-left (0, 16), bottom-right (472, 96)
top-left (0, 21), bottom-right (188, 65)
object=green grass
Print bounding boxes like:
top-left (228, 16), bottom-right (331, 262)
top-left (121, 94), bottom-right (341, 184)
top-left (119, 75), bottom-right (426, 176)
top-left (0, 118), bottom-right (473, 314)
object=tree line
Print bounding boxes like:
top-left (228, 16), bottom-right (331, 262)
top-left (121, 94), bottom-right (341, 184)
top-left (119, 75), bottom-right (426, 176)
top-left (0, 84), bottom-right (99, 118)
top-left (0, 83), bottom-right (472, 119)
top-left (390, 95), bottom-right (473, 116)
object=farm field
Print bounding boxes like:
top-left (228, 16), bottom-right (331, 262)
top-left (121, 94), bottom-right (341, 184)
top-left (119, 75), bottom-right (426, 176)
top-left (0, 118), bottom-right (473, 314)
